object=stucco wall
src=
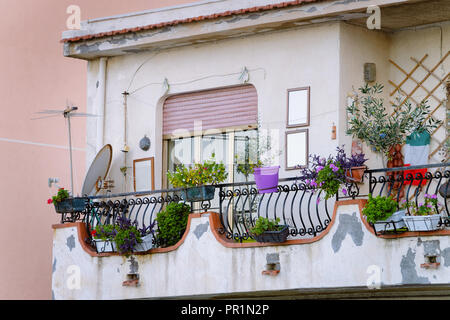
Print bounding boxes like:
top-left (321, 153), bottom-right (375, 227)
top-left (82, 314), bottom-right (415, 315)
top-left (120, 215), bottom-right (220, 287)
top-left (52, 201), bottom-right (450, 299)
top-left (389, 22), bottom-right (450, 164)
top-left (86, 22), bottom-right (342, 192)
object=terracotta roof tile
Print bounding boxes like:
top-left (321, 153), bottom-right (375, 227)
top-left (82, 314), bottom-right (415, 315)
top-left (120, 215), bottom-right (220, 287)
top-left (62, 0), bottom-right (323, 43)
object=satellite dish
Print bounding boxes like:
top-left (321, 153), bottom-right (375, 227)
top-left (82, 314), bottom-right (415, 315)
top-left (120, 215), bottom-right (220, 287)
top-left (81, 144), bottom-right (113, 196)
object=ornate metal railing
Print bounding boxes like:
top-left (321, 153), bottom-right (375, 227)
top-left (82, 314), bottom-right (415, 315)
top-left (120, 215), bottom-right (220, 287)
top-left (54, 162), bottom-right (450, 249)
top-left (365, 162), bottom-right (450, 234)
top-left (217, 177), bottom-right (334, 242)
top-left (56, 176), bottom-right (335, 249)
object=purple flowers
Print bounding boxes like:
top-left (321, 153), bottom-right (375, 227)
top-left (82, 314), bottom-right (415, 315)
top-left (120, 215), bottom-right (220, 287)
top-left (330, 163), bottom-right (339, 172)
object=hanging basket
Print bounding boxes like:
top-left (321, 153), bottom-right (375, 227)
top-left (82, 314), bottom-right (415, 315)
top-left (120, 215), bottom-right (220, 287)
top-left (53, 197), bottom-right (87, 213)
top-left (93, 239), bottom-right (116, 253)
top-left (135, 233), bottom-right (154, 252)
top-left (403, 215), bottom-right (442, 232)
top-left (372, 209), bottom-right (407, 233)
top-left (181, 185), bottom-right (216, 202)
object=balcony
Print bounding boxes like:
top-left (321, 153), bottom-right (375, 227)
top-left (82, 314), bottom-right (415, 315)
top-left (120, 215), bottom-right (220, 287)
top-left (51, 162), bottom-right (450, 299)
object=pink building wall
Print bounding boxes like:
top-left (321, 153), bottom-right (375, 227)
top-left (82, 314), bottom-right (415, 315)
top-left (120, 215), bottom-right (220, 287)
top-left (0, 0), bottom-right (193, 300)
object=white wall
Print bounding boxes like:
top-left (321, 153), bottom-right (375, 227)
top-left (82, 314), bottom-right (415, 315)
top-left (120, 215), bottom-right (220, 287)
top-left (87, 22), bottom-right (342, 193)
top-left (389, 22), bottom-right (450, 164)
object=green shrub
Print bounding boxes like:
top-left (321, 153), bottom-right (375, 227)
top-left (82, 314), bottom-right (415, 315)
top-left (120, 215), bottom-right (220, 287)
top-left (363, 194), bottom-right (398, 223)
top-left (156, 202), bottom-right (191, 247)
top-left (250, 217), bottom-right (282, 236)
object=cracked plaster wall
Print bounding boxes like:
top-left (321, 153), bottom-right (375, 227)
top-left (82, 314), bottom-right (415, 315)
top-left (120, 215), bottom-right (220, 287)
top-left (52, 203), bottom-right (450, 299)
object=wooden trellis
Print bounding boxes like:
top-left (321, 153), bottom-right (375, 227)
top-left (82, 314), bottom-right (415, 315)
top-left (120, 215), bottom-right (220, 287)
top-left (388, 51), bottom-right (450, 162)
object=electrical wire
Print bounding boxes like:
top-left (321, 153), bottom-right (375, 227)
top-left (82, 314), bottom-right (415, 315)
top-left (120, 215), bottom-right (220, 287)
top-left (128, 67), bottom-right (267, 95)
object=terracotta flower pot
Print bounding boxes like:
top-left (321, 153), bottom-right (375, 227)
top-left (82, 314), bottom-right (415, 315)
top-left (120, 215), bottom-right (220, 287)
top-left (345, 166), bottom-right (366, 183)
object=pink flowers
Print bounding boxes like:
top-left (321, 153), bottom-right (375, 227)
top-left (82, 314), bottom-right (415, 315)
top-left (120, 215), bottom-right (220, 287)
top-left (47, 198), bottom-right (53, 204)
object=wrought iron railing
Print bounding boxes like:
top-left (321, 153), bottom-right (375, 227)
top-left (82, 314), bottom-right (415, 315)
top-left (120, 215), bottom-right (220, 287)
top-left (57, 176), bottom-right (334, 250)
top-left (217, 177), bottom-right (334, 242)
top-left (365, 162), bottom-right (450, 234)
top-left (54, 162), bottom-right (450, 249)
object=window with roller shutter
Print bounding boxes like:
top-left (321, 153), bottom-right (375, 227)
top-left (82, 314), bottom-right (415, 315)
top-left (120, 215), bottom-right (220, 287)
top-left (163, 84), bottom-right (259, 186)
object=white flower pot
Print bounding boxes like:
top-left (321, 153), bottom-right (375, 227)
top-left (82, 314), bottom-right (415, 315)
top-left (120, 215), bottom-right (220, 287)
top-left (135, 233), bottom-right (154, 252)
top-left (93, 239), bottom-right (116, 253)
top-left (403, 215), bottom-right (442, 232)
top-left (373, 209), bottom-right (407, 233)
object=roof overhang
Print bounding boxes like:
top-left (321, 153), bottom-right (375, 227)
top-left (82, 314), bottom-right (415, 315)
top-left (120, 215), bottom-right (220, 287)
top-left (61, 0), bottom-right (449, 60)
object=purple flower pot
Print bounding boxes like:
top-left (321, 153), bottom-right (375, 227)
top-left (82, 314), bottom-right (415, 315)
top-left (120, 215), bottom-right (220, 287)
top-left (254, 166), bottom-right (280, 194)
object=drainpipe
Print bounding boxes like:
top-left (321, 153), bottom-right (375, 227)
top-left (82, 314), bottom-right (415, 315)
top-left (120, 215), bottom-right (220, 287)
top-left (96, 57), bottom-right (108, 152)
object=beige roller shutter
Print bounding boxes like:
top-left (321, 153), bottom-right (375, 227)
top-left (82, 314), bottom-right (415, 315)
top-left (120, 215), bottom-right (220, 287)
top-left (163, 84), bottom-right (258, 137)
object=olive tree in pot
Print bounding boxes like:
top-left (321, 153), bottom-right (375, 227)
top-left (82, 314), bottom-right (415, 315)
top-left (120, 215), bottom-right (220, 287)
top-left (346, 83), bottom-right (441, 167)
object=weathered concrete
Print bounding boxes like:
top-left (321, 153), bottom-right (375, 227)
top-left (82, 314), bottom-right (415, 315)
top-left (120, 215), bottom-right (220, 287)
top-left (52, 202), bottom-right (450, 299)
top-left (62, 0), bottom-right (420, 59)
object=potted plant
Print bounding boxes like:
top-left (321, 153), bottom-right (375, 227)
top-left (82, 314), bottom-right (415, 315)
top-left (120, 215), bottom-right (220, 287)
top-left (135, 221), bottom-right (156, 252)
top-left (155, 202), bottom-right (191, 247)
top-left (401, 194), bottom-right (443, 231)
top-left (341, 149), bottom-right (368, 183)
top-left (346, 83), bottom-right (441, 166)
top-left (167, 156), bottom-right (228, 202)
top-left (363, 194), bottom-right (406, 233)
top-left (91, 224), bottom-right (118, 253)
top-left (252, 132), bottom-right (282, 194)
top-left (113, 216), bottom-right (143, 256)
top-left (249, 217), bottom-right (289, 243)
top-left (48, 187), bottom-right (86, 213)
top-left (301, 149), bottom-right (347, 200)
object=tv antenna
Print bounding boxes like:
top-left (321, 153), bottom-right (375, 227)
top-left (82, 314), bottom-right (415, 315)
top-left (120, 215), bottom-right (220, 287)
top-left (32, 101), bottom-right (99, 195)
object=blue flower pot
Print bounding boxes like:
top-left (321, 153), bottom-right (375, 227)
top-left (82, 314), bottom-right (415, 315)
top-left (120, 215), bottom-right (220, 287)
top-left (53, 197), bottom-right (87, 213)
top-left (181, 185), bottom-right (215, 202)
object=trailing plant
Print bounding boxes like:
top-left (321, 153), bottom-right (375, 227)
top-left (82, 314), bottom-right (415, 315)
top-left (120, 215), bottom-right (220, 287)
top-left (167, 155), bottom-right (228, 188)
top-left (314, 160), bottom-right (345, 200)
top-left (300, 146), bottom-right (365, 199)
top-left (90, 216), bottom-right (144, 256)
top-left (113, 216), bottom-right (142, 256)
top-left (362, 194), bottom-right (399, 224)
top-left (48, 187), bottom-right (69, 204)
top-left (346, 83), bottom-right (441, 159)
top-left (250, 217), bottom-right (283, 236)
top-left (139, 220), bottom-right (156, 237)
top-left (400, 193), bottom-right (441, 216)
top-left (155, 202), bottom-right (191, 247)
